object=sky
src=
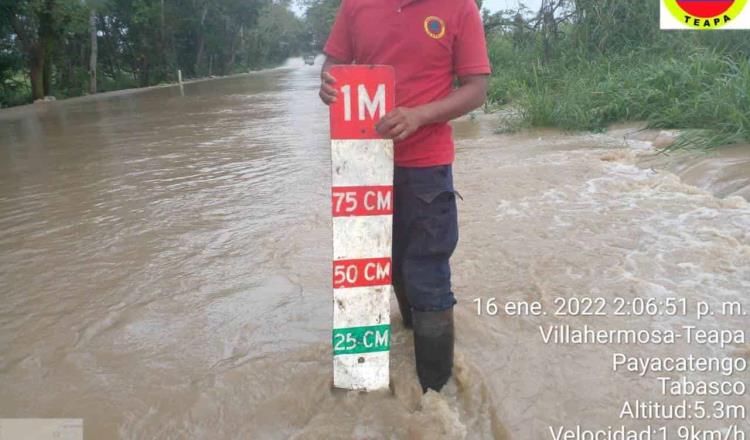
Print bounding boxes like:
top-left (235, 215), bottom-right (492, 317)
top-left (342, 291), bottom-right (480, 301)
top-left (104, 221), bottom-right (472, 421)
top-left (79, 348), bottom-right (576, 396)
top-left (482, 0), bottom-right (543, 13)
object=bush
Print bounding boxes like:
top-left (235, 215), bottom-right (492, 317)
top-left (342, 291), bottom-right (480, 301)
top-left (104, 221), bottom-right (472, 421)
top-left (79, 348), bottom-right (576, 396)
top-left (486, 16), bottom-right (750, 149)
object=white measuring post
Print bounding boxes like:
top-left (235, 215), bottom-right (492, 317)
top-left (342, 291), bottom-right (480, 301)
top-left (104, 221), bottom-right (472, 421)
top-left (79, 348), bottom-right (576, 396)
top-left (329, 65), bottom-right (395, 391)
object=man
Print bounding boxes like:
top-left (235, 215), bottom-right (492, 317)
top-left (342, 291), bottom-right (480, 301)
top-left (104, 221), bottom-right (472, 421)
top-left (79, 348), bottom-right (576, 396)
top-left (319, 0), bottom-right (490, 392)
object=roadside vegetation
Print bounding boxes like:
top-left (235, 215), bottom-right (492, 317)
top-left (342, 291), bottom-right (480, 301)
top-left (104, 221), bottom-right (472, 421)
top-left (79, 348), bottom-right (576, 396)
top-left (0, 0), bottom-right (336, 107)
top-left (483, 0), bottom-right (750, 149)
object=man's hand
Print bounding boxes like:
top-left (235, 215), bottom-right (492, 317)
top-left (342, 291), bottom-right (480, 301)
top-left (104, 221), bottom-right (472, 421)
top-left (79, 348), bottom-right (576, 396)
top-left (319, 71), bottom-right (338, 105)
top-left (374, 75), bottom-right (487, 142)
top-left (375, 107), bottom-right (424, 142)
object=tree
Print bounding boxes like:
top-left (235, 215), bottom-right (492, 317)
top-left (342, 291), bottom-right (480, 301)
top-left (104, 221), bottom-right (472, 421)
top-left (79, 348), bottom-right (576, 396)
top-left (2, 0), bottom-right (55, 99)
top-left (0, 0), bottom-right (308, 106)
top-left (301, 0), bottom-right (339, 50)
top-left (89, 7), bottom-right (97, 93)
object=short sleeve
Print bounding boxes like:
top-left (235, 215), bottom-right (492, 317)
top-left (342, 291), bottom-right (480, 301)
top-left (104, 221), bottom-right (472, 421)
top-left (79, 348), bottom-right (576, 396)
top-left (453, 0), bottom-right (491, 76)
top-left (323, 0), bottom-right (354, 63)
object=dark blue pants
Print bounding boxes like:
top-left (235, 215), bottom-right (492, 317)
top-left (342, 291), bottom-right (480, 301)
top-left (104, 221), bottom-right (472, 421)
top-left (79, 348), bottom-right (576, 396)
top-left (392, 165), bottom-right (458, 312)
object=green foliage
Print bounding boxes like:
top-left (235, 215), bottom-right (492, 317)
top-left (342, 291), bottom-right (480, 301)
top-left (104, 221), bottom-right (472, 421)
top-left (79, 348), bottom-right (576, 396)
top-left (302, 0), bottom-right (339, 50)
top-left (568, 0), bottom-right (660, 55)
top-left (1, 0), bottom-right (308, 106)
top-left (247, 2), bottom-right (306, 68)
top-left (486, 0), bottom-right (750, 150)
top-left (0, 20), bottom-right (29, 107)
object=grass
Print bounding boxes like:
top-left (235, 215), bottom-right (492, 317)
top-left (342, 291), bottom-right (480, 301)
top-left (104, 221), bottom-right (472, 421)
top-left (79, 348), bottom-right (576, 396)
top-left (486, 29), bottom-right (750, 150)
top-left (0, 72), bottom-right (32, 108)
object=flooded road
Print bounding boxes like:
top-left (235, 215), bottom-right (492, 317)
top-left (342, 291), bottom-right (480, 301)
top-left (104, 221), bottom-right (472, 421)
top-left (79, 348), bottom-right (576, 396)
top-left (1, 59), bottom-right (748, 439)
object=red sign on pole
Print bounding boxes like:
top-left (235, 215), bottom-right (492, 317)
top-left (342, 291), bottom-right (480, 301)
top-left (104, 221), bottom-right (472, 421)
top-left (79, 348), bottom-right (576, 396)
top-left (333, 257), bottom-right (393, 289)
top-left (329, 65), bottom-right (395, 140)
top-left (332, 186), bottom-right (393, 217)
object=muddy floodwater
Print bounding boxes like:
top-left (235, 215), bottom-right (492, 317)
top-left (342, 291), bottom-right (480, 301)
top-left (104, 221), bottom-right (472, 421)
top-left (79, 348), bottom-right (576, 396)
top-left (1, 59), bottom-right (749, 439)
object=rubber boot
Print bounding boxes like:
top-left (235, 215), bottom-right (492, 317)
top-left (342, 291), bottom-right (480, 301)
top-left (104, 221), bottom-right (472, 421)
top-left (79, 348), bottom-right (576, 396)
top-left (393, 285), bottom-right (413, 329)
top-left (413, 308), bottom-right (454, 392)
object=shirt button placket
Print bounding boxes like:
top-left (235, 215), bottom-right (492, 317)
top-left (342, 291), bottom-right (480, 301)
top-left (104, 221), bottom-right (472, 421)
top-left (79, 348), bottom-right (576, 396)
top-left (394, 0), bottom-right (404, 29)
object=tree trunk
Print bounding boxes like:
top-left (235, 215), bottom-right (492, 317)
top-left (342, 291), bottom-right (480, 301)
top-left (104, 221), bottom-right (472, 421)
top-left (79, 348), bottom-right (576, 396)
top-left (195, 37), bottom-right (205, 75)
top-left (226, 29), bottom-right (239, 73)
top-left (160, 0), bottom-right (165, 40)
top-left (194, 4), bottom-right (208, 75)
top-left (8, 4), bottom-right (50, 101)
top-left (238, 24), bottom-right (245, 65)
top-left (39, 0), bottom-right (56, 96)
top-left (139, 55), bottom-right (150, 87)
top-left (30, 44), bottom-right (45, 100)
top-left (89, 9), bottom-right (97, 94)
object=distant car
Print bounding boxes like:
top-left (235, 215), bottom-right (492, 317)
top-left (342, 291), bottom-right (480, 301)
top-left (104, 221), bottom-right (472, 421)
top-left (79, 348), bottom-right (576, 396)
top-left (304, 55), bottom-right (315, 65)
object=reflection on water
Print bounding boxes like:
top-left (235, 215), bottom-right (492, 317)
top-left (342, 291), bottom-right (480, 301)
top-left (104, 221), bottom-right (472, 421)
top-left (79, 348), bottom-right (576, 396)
top-left (1, 59), bottom-right (748, 439)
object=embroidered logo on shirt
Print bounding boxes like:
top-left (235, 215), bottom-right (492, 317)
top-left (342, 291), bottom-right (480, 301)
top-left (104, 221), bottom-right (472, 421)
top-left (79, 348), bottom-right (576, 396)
top-left (423, 16), bottom-right (446, 39)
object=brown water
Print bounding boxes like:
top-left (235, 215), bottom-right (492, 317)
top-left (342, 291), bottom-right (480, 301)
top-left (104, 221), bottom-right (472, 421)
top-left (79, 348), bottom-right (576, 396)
top-left (1, 59), bottom-right (748, 439)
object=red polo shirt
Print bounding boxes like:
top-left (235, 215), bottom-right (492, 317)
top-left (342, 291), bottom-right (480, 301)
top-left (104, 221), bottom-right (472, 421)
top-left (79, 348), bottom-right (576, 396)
top-left (324, 0), bottom-right (491, 167)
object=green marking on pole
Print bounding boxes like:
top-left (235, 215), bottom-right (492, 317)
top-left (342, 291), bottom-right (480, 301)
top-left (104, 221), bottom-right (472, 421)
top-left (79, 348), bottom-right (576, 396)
top-left (332, 324), bottom-right (391, 355)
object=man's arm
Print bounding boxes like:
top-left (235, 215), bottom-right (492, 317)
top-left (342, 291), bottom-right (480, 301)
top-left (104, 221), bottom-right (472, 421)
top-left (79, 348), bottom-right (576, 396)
top-left (374, 75), bottom-right (488, 141)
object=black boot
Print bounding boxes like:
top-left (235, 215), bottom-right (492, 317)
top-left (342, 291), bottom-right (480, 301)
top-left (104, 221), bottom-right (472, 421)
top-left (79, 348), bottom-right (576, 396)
top-left (393, 285), bottom-right (413, 329)
top-left (413, 308), bottom-right (454, 392)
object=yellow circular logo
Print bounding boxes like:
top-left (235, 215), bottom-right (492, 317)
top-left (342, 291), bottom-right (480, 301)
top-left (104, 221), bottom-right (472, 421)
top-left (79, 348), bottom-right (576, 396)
top-left (664, 0), bottom-right (748, 29)
top-left (424, 16), bottom-right (446, 39)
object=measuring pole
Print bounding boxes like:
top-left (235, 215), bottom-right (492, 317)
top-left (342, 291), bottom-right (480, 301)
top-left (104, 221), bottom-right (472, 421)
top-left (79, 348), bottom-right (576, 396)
top-left (329, 65), bottom-right (395, 391)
